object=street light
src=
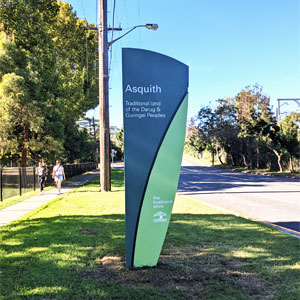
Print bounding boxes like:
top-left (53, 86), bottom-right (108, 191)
top-left (107, 24), bottom-right (159, 47)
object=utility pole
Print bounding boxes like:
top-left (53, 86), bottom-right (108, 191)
top-left (86, 1), bottom-right (157, 191)
top-left (99, 0), bottom-right (111, 191)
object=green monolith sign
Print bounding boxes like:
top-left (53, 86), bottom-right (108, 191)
top-left (122, 48), bottom-right (189, 268)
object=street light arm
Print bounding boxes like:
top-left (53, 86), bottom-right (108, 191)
top-left (107, 25), bottom-right (140, 47)
top-left (107, 24), bottom-right (158, 47)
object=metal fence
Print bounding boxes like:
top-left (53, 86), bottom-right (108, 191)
top-left (0, 162), bottom-right (97, 201)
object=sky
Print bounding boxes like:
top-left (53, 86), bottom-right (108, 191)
top-left (67, 0), bottom-right (300, 128)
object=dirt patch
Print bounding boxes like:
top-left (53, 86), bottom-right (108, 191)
top-left (78, 227), bottom-right (98, 236)
top-left (79, 245), bottom-right (274, 299)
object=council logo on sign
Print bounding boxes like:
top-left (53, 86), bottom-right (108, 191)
top-left (153, 211), bottom-right (167, 223)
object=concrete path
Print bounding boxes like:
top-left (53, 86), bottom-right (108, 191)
top-left (0, 171), bottom-right (99, 227)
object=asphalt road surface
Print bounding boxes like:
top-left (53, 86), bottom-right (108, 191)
top-left (177, 159), bottom-right (300, 235)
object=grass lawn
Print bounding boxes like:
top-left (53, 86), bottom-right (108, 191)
top-left (0, 169), bottom-right (299, 300)
top-left (215, 164), bottom-right (300, 179)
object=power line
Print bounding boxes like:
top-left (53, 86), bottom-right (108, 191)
top-left (80, 0), bottom-right (86, 20)
top-left (137, 0), bottom-right (141, 47)
top-left (95, 0), bottom-right (98, 25)
top-left (111, 0), bottom-right (116, 42)
top-left (85, 31), bottom-right (89, 83)
top-left (108, 0), bottom-right (117, 75)
top-left (95, 0), bottom-right (98, 82)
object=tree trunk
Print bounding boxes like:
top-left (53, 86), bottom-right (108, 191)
top-left (21, 123), bottom-right (29, 167)
top-left (256, 139), bottom-right (260, 169)
top-left (275, 150), bottom-right (283, 172)
top-left (246, 138), bottom-right (253, 169)
top-left (230, 153), bottom-right (235, 166)
top-left (242, 154), bottom-right (249, 168)
top-left (216, 147), bottom-right (224, 165)
top-left (289, 155), bottom-right (295, 172)
top-left (266, 144), bottom-right (283, 172)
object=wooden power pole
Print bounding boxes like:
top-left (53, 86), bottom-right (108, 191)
top-left (96, 0), bottom-right (157, 191)
top-left (99, 0), bottom-right (111, 191)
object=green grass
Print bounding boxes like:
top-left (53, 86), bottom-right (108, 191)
top-left (215, 164), bottom-right (300, 179)
top-left (184, 153), bottom-right (221, 167)
top-left (0, 169), bottom-right (299, 299)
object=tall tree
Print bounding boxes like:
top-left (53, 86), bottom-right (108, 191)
top-left (0, 1), bottom-right (98, 165)
top-left (185, 117), bottom-right (207, 159)
top-left (235, 84), bottom-right (275, 169)
top-left (213, 98), bottom-right (240, 165)
top-left (52, 1), bottom-right (98, 119)
top-left (279, 113), bottom-right (300, 172)
top-left (0, 0), bottom-right (63, 165)
top-left (0, 36), bottom-right (64, 165)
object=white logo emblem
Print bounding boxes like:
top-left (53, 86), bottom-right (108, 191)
top-left (153, 211), bottom-right (167, 223)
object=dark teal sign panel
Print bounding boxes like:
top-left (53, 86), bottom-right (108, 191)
top-left (122, 48), bottom-right (188, 267)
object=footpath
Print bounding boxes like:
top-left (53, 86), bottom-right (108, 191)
top-left (0, 170), bottom-right (99, 227)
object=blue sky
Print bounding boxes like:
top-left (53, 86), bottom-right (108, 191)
top-left (67, 0), bottom-right (300, 127)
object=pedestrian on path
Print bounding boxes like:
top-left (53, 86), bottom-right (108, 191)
top-left (36, 161), bottom-right (48, 195)
top-left (52, 160), bottom-right (66, 195)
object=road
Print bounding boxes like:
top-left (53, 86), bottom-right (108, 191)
top-left (177, 159), bottom-right (300, 235)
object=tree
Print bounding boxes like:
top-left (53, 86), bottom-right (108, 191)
top-left (235, 84), bottom-right (275, 169)
top-left (188, 98), bottom-right (241, 166)
top-left (213, 98), bottom-right (240, 165)
top-left (0, 72), bottom-right (40, 165)
top-left (0, 1), bottom-right (64, 165)
top-left (63, 119), bottom-right (97, 163)
top-left (0, 1), bottom-right (98, 165)
top-left (0, 37), bottom-right (64, 166)
top-left (110, 126), bottom-right (124, 160)
top-left (262, 120), bottom-right (283, 172)
top-left (189, 85), bottom-right (299, 172)
top-left (185, 118), bottom-right (207, 159)
top-left (51, 1), bottom-right (98, 119)
top-left (279, 113), bottom-right (300, 172)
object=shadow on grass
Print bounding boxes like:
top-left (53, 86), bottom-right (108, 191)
top-left (0, 213), bottom-right (299, 299)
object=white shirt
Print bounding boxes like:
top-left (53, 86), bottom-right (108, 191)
top-left (37, 167), bottom-right (45, 176)
top-left (53, 165), bottom-right (63, 176)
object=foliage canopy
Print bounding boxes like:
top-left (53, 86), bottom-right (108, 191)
top-left (186, 85), bottom-right (300, 172)
top-left (0, 0), bottom-right (98, 166)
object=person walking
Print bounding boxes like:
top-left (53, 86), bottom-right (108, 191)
top-left (52, 160), bottom-right (66, 195)
top-left (36, 161), bottom-right (48, 195)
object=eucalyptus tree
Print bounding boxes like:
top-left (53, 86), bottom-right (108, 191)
top-left (185, 117), bottom-right (207, 159)
top-left (213, 98), bottom-right (240, 165)
top-left (235, 84), bottom-right (275, 169)
top-left (186, 99), bottom-right (240, 165)
top-left (279, 113), bottom-right (300, 172)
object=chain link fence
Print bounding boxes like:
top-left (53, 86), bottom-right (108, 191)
top-left (0, 162), bottom-right (97, 201)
